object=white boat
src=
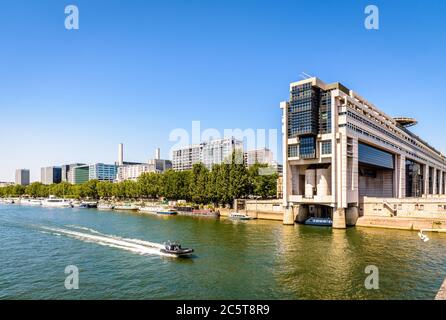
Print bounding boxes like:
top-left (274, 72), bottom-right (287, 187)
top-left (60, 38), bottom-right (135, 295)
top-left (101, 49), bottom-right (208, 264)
top-left (229, 212), bottom-right (253, 220)
top-left (20, 198), bottom-right (42, 206)
top-left (114, 203), bottom-right (139, 210)
top-left (98, 203), bottom-right (115, 210)
top-left (139, 206), bottom-right (177, 215)
top-left (3, 198), bottom-right (15, 204)
top-left (42, 195), bottom-right (72, 208)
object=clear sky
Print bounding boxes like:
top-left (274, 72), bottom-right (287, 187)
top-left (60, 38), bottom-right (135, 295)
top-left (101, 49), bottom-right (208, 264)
top-left (1, 0), bottom-right (445, 182)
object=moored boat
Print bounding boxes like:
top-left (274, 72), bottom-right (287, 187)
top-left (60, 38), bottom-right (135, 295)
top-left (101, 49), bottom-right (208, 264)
top-left (139, 205), bottom-right (177, 215)
top-left (304, 217), bottom-right (333, 227)
top-left (98, 203), bottom-right (115, 210)
top-left (42, 195), bottom-right (72, 208)
top-left (229, 212), bottom-right (253, 220)
top-left (20, 198), bottom-right (42, 206)
top-left (114, 203), bottom-right (139, 210)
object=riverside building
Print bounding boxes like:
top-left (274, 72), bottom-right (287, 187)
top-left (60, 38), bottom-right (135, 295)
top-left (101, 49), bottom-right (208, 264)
top-left (15, 169), bottom-right (30, 186)
top-left (40, 166), bottom-right (62, 185)
top-left (172, 137), bottom-right (243, 171)
top-left (281, 77), bottom-right (446, 228)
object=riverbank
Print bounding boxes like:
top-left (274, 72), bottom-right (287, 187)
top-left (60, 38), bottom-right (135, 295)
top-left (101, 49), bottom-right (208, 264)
top-left (436, 278), bottom-right (446, 300)
top-left (356, 216), bottom-right (446, 232)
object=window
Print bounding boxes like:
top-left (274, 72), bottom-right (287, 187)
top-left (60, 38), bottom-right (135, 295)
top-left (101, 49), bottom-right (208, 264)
top-left (288, 145), bottom-right (299, 158)
top-left (321, 141), bottom-right (332, 155)
top-left (299, 136), bottom-right (316, 159)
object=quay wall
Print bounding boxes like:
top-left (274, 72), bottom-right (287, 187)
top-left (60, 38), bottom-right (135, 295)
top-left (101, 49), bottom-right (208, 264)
top-left (436, 278), bottom-right (446, 300)
top-left (358, 196), bottom-right (446, 231)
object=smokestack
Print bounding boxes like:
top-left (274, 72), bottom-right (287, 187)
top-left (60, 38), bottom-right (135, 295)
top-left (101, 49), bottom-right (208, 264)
top-left (118, 143), bottom-right (124, 165)
top-left (155, 148), bottom-right (160, 160)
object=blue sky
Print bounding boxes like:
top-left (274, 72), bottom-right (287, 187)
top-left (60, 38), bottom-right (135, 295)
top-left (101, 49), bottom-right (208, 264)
top-left (0, 0), bottom-right (445, 182)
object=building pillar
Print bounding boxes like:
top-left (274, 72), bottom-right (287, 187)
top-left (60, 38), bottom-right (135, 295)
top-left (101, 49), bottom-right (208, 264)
top-left (283, 206), bottom-right (294, 225)
top-left (439, 171), bottom-right (444, 195)
top-left (395, 154), bottom-right (406, 198)
top-left (433, 168), bottom-right (437, 195)
top-left (424, 164), bottom-right (429, 196)
top-left (332, 208), bottom-right (347, 229)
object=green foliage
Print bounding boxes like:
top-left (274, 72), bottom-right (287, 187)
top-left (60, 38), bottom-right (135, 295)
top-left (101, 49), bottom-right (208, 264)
top-left (0, 152), bottom-right (278, 205)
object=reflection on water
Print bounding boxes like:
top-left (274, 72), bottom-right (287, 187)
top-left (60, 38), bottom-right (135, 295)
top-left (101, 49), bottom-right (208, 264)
top-left (0, 204), bottom-right (445, 299)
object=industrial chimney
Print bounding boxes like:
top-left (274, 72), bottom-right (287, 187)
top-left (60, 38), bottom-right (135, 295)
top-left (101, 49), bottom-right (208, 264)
top-left (118, 143), bottom-right (124, 166)
top-left (155, 147), bottom-right (160, 160)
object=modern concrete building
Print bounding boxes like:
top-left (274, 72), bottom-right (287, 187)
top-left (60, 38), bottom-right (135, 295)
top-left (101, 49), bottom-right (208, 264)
top-left (172, 137), bottom-right (243, 171)
top-left (281, 77), bottom-right (446, 228)
top-left (116, 148), bottom-right (172, 181)
top-left (61, 163), bottom-right (86, 183)
top-left (244, 148), bottom-right (274, 167)
top-left (72, 165), bottom-right (90, 184)
top-left (172, 144), bottom-right (202, 171)
top-left (40, 166), bottom-right (62, 185)
top-left (89, 163), bottom-right (117, 182)
top-left (15, 169), bottom-right (30, 186)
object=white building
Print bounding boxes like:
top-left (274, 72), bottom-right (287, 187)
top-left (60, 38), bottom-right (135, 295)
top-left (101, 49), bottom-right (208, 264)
top-left (172, 137), bottom-right (243, 171)
top-left (15, 169), bottom-right (30, 186)
top-left (244, 148), bottom-right (274, 167)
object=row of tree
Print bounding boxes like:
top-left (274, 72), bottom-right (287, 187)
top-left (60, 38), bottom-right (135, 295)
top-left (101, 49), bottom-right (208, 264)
top-left (0, 160), bottom-right (278, 206)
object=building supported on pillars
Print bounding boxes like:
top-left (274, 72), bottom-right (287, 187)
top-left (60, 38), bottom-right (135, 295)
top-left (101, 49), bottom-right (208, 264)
top-left (281, 77), bottom-right (446, 228)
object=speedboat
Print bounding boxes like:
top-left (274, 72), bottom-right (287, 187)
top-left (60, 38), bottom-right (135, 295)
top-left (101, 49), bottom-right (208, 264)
top-left (160, 241), bottom-right (194, 257)
top-left (229, 212), bottom-right (253, 220)
top-left (81, 201), bottom-right (98, 208)
top-left (42, 195), bottom-right (72, 208)
top-left (304, 217), bottom-right (333, 227)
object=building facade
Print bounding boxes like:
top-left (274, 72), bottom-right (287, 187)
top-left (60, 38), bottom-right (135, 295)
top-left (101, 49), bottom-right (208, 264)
top-left (72, 165), bottom-right (90, 184)
top-left (61, 163), bottom-right (86, 183)
top-left (172, 137), bottom-right (243, 171)
top-left (281, 77), bottom-right (446, 228)
top-left (89, 163), bottom-right (117, 182)
top-left (244, 148), bottom-right (274, 167)
top-left (40, 166), bottom-right (62, 185)
top-left (15, 169), bottom-right (30, 186)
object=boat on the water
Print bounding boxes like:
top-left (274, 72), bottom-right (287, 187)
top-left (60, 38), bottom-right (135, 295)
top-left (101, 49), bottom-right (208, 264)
top-left (229, 212), bottom-right (253, 220)
top-left (19, 198), bottom-right (42, 206)
top-left (42, 195), bottom-right (72, 208)
top-left (82, 201), bottom-right (98, 208)
top-left (114, 203), bottom-right (139, 210)
top-left (304, 217), bottom-right (333, 227)
top-left (98, 203), bottom-right (115, 210)
top-left (174, 206), bottom-right (220, 217)
top-left (139, 206), bottom-right (177, 215)
top-left (160, 241), bottom-right (193, 257)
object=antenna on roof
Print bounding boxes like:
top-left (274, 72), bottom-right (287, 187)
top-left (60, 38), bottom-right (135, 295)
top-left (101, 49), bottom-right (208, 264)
top-left (299, 72), bottom-right (313, 80)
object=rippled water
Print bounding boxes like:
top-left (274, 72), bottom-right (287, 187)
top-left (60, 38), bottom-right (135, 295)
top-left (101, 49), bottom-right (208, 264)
top-left (1, 204), bottom-right (445, 299)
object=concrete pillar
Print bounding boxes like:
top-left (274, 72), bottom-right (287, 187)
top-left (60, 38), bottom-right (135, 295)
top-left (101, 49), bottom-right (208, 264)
top-left (439, 171), bottom-right (443, 195)
top-left (332, 208), bottom-right (346, 229)
top-left (291, 165), bottom-right (300, 195)
top-left (283, 206), bottom-right (294, 225)
top-left (345, 206), bottom-right (359, 226)
top-left (424, 165), bottom-right (429, 196)
top-left (316, 168), bottom-right (329, 196)
top-left (296, 205), bottom-right (309, 223)
top-left (395, 154), bottom-right (406, 198)
top-left (433, 169), bottom-right (437, 195)
top-left (305, 169), bottom-right (316, 198)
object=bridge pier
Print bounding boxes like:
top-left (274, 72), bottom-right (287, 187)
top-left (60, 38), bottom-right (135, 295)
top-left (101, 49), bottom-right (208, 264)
top-left (332, 208), bottom-right (347, 229)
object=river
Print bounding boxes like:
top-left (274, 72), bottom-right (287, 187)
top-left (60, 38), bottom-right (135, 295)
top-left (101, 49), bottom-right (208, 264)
top-left (0, 204), bottom-right (445, 299)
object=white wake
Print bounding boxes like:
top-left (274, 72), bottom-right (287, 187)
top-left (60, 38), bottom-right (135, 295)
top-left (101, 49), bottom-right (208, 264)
top-left (40, 225), bottom-right (176, 257)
